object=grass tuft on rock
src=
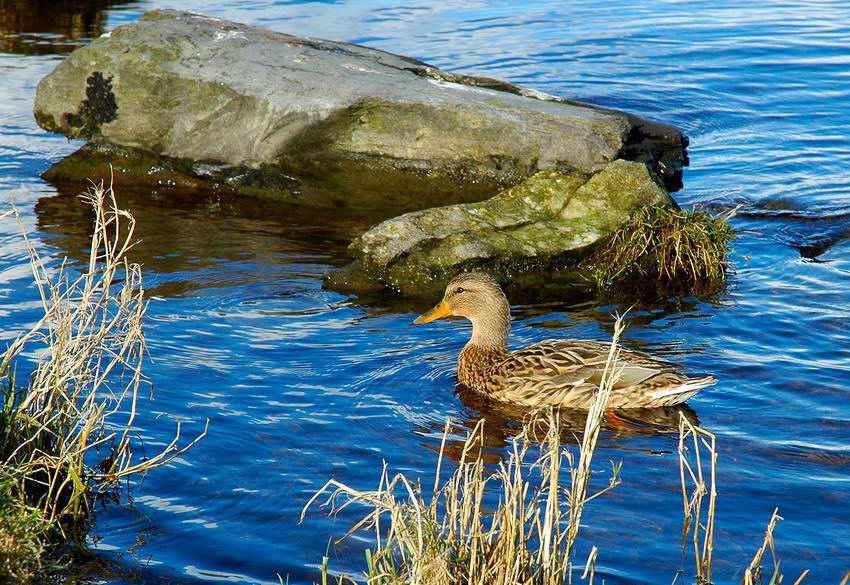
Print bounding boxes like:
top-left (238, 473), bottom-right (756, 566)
top-left (583, 204), bottom-right (737, 297)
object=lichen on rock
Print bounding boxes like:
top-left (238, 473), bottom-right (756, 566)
top-left (59, 71), bottom-right (118, 140)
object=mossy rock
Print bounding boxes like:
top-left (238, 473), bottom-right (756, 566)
top-left (330, 159), bottom-right (691, 296)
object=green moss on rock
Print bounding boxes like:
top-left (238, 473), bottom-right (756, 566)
top-left (334, 159), bottom-right (731, 299)
top-left (560, 159), bottom-right (674, 230)
top-left (139, 9), bottom-right (174, 22)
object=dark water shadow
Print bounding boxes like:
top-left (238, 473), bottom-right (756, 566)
top-left (417, 384), bottom-right (698, 465)
top-left (354, 273), bottom-right (727, 332)
top-left (745, 210), bottom-right (850, 259)
top-left (53, 551), bottom-right (205, 585)
top-left (713, 198), bottom-right (850, 260)
top-left (29, 533), bottom-right (202, 585)
top-left (33, 183), bottom-right (373, 297)
top-left (0, 0), bottom-right (140, 55)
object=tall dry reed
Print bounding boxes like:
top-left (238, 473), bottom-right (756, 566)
top-left (678, 413), bottom-right (717, 583)
top-left (303, 319), bottom-right (628, 585)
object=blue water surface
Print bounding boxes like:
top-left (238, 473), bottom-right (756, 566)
top-left (1, 1), bottom-right (849, 583)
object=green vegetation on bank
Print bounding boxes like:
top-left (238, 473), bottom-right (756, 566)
top-left (0, 471), bottom-right (44, 582)
top-left (0, 187), bottom-right (204, 583)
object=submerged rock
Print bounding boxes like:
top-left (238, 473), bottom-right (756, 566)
top-left (34, 9), bottom-right (687, 209)
top-left (327, 159), bottom-right (676, 295)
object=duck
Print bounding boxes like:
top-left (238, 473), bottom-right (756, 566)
top-left (413, 272), bottom-right (715, 409)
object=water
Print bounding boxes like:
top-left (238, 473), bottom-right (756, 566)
top-left (2, 1), bottom-right (850, 583)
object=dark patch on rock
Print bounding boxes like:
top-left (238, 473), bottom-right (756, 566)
top-left (42, 142), bottom-right (229, 196)
top-left (620, 115), bottom-right (689, 192)
top-left (61, 71), bottom-right (117, 140)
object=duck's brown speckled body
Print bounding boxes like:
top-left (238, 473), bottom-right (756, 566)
top-left (414, 272), bottom-right (714, 409)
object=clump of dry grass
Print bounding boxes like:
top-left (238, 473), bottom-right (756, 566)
top-left (678, 414), bottom-right (718, 584)
top-left (304, 308), bottom-right (847, 585)
top-left (677, 416), bottom-right (850, 585)
top-left (0, 183), bottom-right (205, 582)
top-left (583, 204), bottom-right (737, 296)
top-left (303, 320), bottom-right (628, 585)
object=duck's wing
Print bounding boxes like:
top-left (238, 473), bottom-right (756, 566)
top-left (502, 339), bottom-right (671, 385)
top-left (490, 339), bottom-right (698, 408)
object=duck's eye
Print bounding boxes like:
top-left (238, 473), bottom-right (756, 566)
top-left (454, 286), bottom-right (465, 294)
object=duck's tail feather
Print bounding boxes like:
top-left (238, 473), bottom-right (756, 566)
top-left (650, 375), bottom-right (716, 406)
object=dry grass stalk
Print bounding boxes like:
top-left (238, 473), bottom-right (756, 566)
top-left (742, 508), bottom-right (782, 585)
top-left (677, 413), bottom-right (717, 584)
top-left (564, 317), bottom-right (625, 560)
top-left (736, 507), bottom-right (850, 585)
top-left (0, 182), bottom-right (205, 579)
top-left (303, 318), bottom-right (628, 585)
top-left (579, 546), bottom-right (598, 585)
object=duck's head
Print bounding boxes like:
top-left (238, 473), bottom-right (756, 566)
top-left (413, 272), bottom-right (510, 349)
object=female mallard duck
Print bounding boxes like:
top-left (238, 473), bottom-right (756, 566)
top-left (413, 272), bottom-right (714, 409)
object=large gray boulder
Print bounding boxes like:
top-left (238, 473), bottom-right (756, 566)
top-left (327, 159), bottom-right (676, 295)
top-left (34, 9), bottom-right (687, 209)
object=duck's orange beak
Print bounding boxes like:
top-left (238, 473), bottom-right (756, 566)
top-left (413, 300), bottom-right (453, 324)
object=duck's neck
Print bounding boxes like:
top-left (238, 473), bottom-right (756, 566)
top-left (468, 314), bottom-right (509, 352)
top-left (457, 307), bottom-right (510, 390)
